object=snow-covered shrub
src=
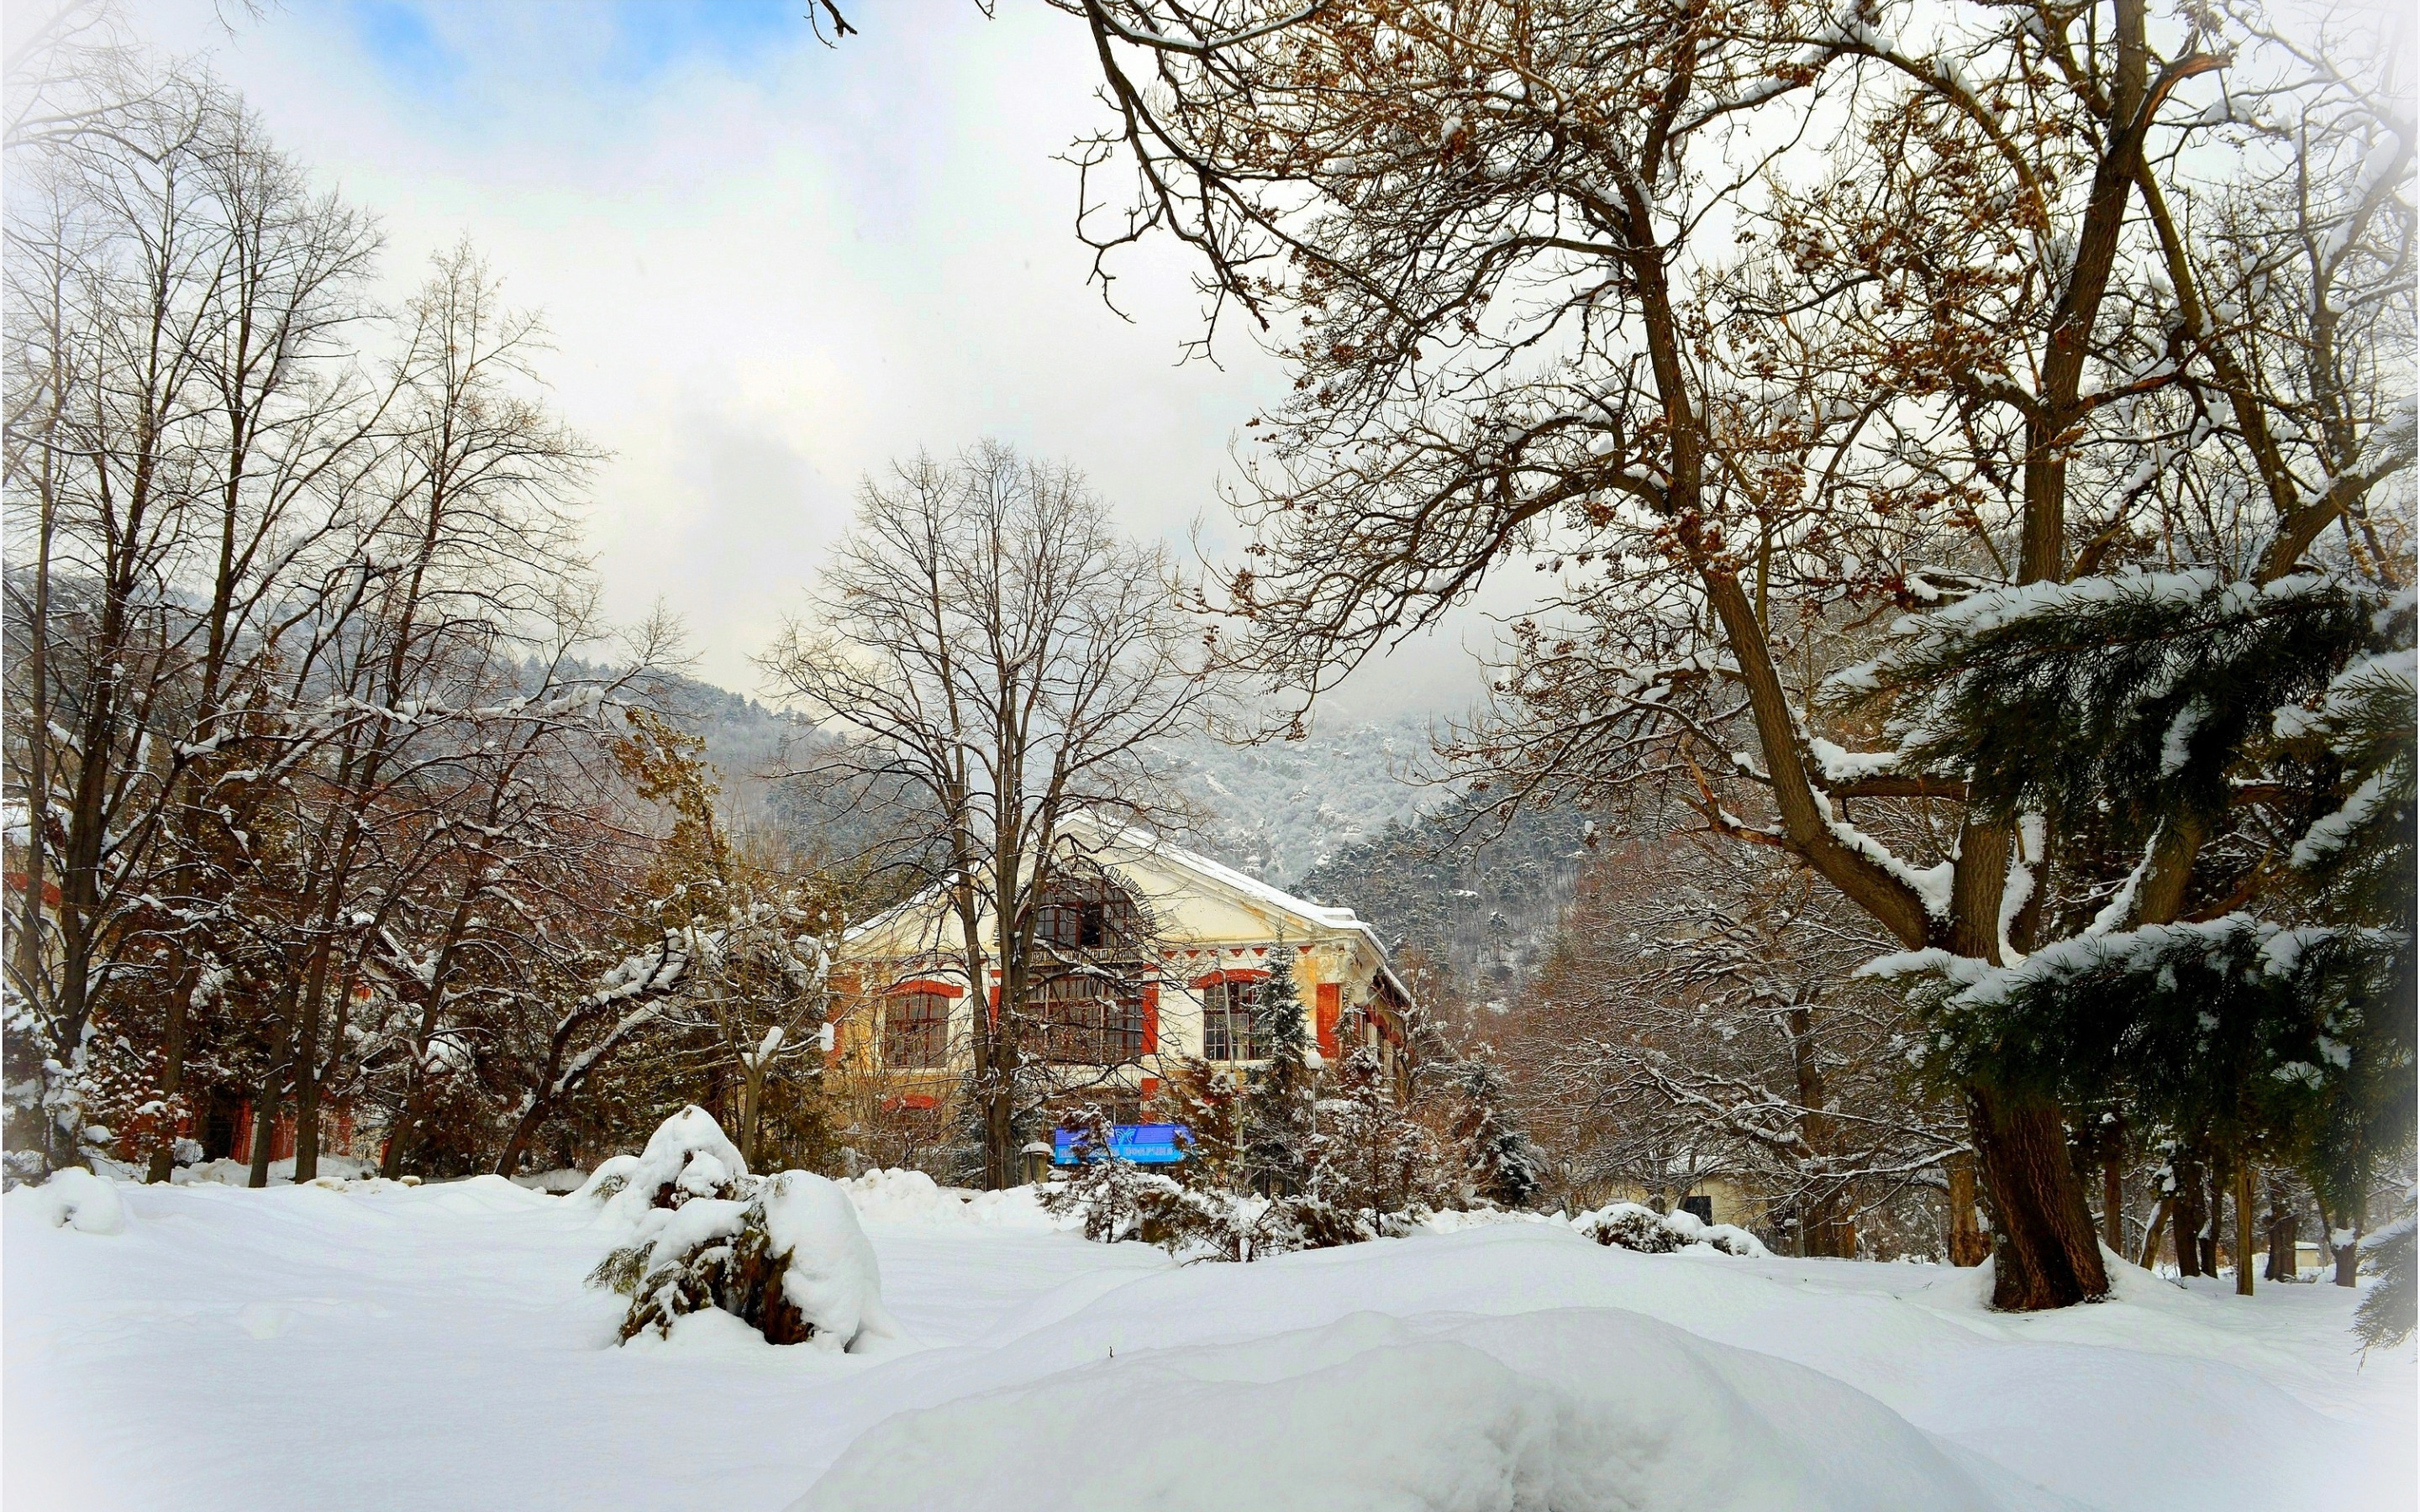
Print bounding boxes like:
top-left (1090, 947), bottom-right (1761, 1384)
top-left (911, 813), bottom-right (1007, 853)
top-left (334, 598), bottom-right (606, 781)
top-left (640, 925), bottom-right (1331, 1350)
top-left (585, 1105), bottom-right (750, 1222)
top-left (1037, 1106), bottom-right (1192, 1246)
top-left (1573, 1200), bottom-right (1768, 1257)
top-left (568, 1153), bottom-right (641, 1206)
top-left (14, 1166), bottom-right (127, 1234)
top-left (587, 1108), bottom-right (895, 1350)
top-left (1576, 1202), bottom-right (1690, 1253)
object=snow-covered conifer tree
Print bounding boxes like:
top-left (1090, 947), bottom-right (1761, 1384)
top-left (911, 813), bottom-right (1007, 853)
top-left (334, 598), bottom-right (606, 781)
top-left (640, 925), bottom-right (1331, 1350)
top-left (1239, 942), bottom-right (1315, 1196)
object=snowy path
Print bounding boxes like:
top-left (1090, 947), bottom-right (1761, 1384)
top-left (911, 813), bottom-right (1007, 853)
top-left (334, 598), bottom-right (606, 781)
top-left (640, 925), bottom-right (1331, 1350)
top-left (4, 1178), bottom-right (2410, 1511)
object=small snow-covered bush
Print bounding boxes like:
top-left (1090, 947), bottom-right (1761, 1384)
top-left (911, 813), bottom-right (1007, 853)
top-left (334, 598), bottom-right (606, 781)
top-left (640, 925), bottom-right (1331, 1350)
top-left (587, 1109), bottom-right (896, 1351)
top-left (576, 1105), bottom-right (750, 1222)
top-left (15, 1166), bottom-right (127, 1234)
top-left (1573, 1201), bottom-right (1769, 1258)
top-left (1576, 1202), bottom-right (1690, 1253)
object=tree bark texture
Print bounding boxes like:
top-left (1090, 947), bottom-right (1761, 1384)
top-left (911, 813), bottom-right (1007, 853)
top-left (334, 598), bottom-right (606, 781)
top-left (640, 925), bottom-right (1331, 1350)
top-left (1973, 1090), bottom-right (2110, 1310)
top-left (1947, 1153), bottom-right (1991, 1266)
top-left (2137, 1196), bottom-right (2171, 1270)
top-left (2233, 1161), bottom-right (2257, 1296)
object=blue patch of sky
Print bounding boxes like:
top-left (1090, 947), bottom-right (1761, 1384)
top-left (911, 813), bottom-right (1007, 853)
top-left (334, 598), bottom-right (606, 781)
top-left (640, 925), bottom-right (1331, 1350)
top-left (596, 0), bottom-right (804, 87)
top-left (338, 0), bottom-right (808, 102)
top-left (344, 0), bottom-right (465, 98)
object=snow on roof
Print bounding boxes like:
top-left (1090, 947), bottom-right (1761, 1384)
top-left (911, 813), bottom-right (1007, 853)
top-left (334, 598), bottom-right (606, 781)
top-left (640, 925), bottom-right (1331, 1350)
top-left (839, 810), bottom-right (1402, 983)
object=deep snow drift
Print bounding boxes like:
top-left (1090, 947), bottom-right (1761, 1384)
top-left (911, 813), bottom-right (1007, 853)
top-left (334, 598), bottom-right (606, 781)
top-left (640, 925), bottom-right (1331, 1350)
top-left (4, 1172), bottom-right (2410, 1512)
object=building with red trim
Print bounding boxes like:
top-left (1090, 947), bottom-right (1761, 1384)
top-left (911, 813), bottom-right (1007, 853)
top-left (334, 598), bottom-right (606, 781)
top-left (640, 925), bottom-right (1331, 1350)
top-left (829, 811), bottom-right (1416, 1126)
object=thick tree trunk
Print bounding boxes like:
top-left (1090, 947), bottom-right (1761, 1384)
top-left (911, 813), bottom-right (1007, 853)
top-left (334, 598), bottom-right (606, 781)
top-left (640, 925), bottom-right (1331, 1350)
top-left (1948, 1153), bottom-right (1991, 1267)
top-left (2138, 1196), bottom-right (2171, 1270)
top-left (2264, 1173), bottom-right (2296, 1282)
top-left (2172, 1157), bottom-right (2206, 1276)
top-left (380, 1112), bottom-right (415, 1179)
top-left (739, 1062), bottom-right (767, 1171)
top-left (494, 1102), bottom-right (544, 1179)
top-left (2233, 1161), bottom-right (2256, 1296)
top-left (1972, 1090), bottom-right (2111, 1310)
top-left (2332, 1202), bottom-right (2363, 1288)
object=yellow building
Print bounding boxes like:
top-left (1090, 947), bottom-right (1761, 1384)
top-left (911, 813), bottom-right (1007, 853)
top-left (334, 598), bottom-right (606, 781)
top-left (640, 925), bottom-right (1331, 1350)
top-left (829, 811), bottom-right (1415, 1129)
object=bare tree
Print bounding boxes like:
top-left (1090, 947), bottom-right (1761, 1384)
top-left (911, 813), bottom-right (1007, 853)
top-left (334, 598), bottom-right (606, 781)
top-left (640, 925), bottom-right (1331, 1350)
top-left (3, 69), bottom-right (387, 1173)
top-left (1507, 830), bottom-right (1965, 1256)
top-left (761, 442), bottom-right (1232, 1187)
top-left (1050, 0), bottom-right (2412, 1308)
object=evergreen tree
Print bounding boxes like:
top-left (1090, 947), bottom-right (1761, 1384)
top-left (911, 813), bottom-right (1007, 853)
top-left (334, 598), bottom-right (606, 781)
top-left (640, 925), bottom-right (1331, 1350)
top-left (1239, 942), bottom-right (1316, 1195)
top-left (1447, 1048), bottom-right (1544, 1210)
top-left (1855, 570), bottom-right (2414, 1303)
top-left (1308, 1047), bottom-right (1450, 1229)
top-left (1036, 1104), bottom-right (1184, 1245)
top-left (1150, 1056), bottom-right (1246, 1192)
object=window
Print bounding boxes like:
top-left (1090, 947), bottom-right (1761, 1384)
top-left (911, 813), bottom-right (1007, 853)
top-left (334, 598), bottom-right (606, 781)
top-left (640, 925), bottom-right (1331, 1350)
top-left (1033, 874), bottom-right (1139, 953)
top-left (883, 990), bottom-right (951, 1068)
top-left (1201, 978), bottom-right (1267, 1061)
top-left (1031, 974), bottom-right (1144, 1065)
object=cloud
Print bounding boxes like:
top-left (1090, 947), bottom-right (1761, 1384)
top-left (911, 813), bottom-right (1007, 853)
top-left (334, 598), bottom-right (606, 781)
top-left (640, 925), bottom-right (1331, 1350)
top-left (108, 0), bottom-right (1491, 717)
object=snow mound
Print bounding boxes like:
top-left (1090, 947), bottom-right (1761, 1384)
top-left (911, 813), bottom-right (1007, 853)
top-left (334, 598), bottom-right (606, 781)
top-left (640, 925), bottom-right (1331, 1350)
top-left (11, 1167), bottom-right (127, 1234)
top-left (759, 1171), bottom-right (902, 1353)
top-left (579, 1105), bottom-right (749, 1223)
top-left (838, 1168), bottom-right (1064, 1230)
top-left (1421, 1205), bottom-right (1558, 1235)
top-left (792, 1308), bottom-right (2011, 1511)
top-left (512, 1168), bottom-right (589, 1194)
top-left (176, 1155), bottom-right (374, 1187)
top-left (1572, 1201), bottom-right (1770, 1257)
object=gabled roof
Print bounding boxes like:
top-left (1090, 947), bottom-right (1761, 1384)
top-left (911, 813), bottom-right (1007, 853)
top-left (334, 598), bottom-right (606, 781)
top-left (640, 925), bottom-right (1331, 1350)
top-left (839, 808), bottom-right (1391, 967)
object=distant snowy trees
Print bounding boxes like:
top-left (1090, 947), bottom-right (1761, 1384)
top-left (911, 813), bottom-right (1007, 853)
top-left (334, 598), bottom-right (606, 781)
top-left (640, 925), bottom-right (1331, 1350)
top-left (0, 39), bottom-right (846, 1187)
top-left (1502, 827), bottom-right (1966, 1259)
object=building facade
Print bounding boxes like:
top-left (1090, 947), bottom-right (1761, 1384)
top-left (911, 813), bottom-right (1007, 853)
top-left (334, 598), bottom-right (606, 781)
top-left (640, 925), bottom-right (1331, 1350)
top-left (828, 813), bottom-right (1415, 1130)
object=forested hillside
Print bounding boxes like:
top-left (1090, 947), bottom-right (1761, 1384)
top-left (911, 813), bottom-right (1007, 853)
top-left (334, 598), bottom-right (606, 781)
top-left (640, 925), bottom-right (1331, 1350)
top-left (1293, 801), bottom-right (1597, 1008)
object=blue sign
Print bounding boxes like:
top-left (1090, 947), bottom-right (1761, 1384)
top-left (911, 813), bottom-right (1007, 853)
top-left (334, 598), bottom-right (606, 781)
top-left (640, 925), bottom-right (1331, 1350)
top-left (1053, 1122), bottom-right (1192, 1166)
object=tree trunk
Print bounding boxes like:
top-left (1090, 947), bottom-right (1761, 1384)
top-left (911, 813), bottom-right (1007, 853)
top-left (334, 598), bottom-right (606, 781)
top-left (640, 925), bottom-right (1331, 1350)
top-left (2172, 1156), bottom-right (2206, 1277)
top-left (1972, 1089), bottom-right (2111, 1310)
top-left (739, 1062), bottom-right (766, 1171)
top-left (2264, 1173), bottom-right (2297, 1282)
top-left (2102, 1156), bottom-right (2125, 1254)
top-left (2332, 1202), bottom-right (2362, 1288)
top-left (1948, 1152), bottom-right (1990, 1267)
top-left (290, 949), bottom-right (337, 1182)
top-left (380, 1111), bottom-right (415, 1179)
top-left (2233, 1161), bottom-right (2256, 1296)
top-left (494, 1101), bottom-right (544, 1179)
top-left (2138, 1196), bottom-right (2171, 1270)
top-left (245, 1074), bottom-right (282, 1189)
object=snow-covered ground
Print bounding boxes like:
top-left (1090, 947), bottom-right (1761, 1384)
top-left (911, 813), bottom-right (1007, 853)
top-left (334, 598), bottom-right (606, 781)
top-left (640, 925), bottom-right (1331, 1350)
top-left (5, 1173), bottom-right (2410, 1511)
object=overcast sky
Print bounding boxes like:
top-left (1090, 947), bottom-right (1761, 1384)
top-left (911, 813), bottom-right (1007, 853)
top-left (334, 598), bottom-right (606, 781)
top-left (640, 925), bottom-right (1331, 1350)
top-left (105, 0), bottom-right (1497, 719)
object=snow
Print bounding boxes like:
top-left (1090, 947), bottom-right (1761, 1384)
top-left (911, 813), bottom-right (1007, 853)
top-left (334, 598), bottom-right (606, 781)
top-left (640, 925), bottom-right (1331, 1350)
top-left (834, 1167), bottom-right (1065, 1230)
top-left (14, 1166), bottom-right (126, 1234)
top-left (173, 1154), bottom-right (376, 1187)
top-left (798, 1308), bottom-right (2001, 1512)
top-left (4, 1178), bottom-right (2411, 1511)
top-left (755, 1171), bottom-right (901, 1354)
top-left (586, 1102), bottom-right (750, 1222)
